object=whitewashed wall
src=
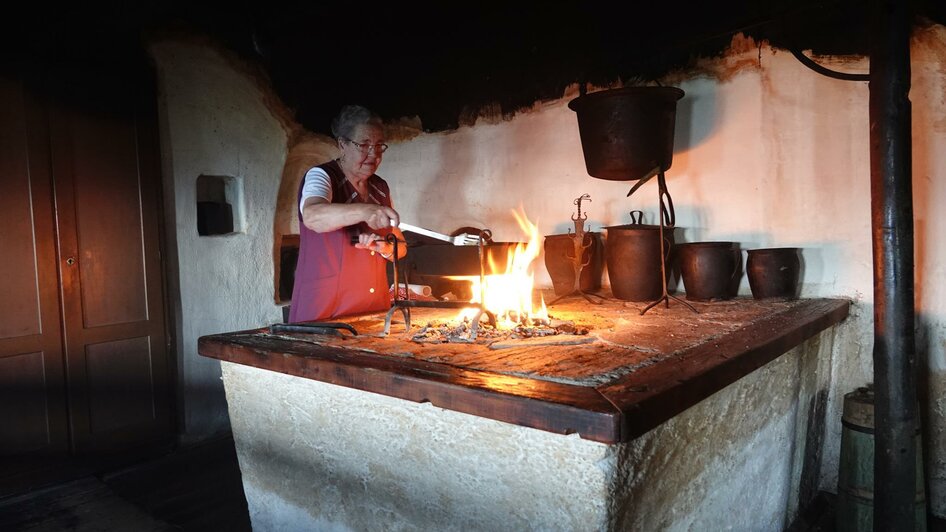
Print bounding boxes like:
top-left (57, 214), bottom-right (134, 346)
top-left (149, 41), bottom-right (289, 441)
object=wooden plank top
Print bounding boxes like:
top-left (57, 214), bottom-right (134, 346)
top-left (198, 294), bottom-right (849, 444)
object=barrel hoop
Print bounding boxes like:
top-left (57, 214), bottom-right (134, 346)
top-left (840, 487), bottom-right (926, 504)
top-left (840, 419), bottom-right (921, 435)
top-left (839, 486), bottom-right (874, 503)
top-left (842, 419), bottom-right (874, 434)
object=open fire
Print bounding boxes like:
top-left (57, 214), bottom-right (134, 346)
top-left (451, 208), bottom-right (549, 329)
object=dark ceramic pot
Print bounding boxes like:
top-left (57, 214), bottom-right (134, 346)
top-left (677, 241), bottom-right (738, 301)
top-left (746, 247), bottom-right (801, 299)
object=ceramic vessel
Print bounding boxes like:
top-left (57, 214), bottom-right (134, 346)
top-left (677, 241), bottom-right (738, 301)
top-left (746, 247), bottom-right (800, 299)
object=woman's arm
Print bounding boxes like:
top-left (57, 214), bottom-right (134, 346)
top-left (301, 197), bottom-right (400, 232)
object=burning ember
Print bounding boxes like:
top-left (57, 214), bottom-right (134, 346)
top-left (452, 209), bottom-right (548, 329)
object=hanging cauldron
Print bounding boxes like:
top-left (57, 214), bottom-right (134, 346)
top-left (568, 86), bottom-right (684, 181)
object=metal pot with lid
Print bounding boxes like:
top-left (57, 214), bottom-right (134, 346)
top-left (604, 210), bottom-right (673, 301)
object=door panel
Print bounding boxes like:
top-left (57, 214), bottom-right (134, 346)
top-left (49, 65), bottom-right (171, 453)
top-left (0, 63), bottom-right (171, 463)
top-left (72, 111), bottom-right (150, 328)
top-left (0, 75), bottom-right (69, 455)
top-left (0, 352), bottom-right (52, 453)
top-left (0, 79), bottom-right (44, 339)
top-left (85, 337), bottom-right (155, 435)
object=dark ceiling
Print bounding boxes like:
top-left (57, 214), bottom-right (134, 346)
top-left (8, 1), bottom-right (945, 135)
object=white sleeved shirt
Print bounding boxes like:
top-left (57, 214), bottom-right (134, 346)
top-left (299, 166), bottom-right (332, 214)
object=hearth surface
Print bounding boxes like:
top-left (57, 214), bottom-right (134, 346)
top-left (199, 293), bottom-right (849, 442)
top-left (266, 292), bottom-right (810, 386)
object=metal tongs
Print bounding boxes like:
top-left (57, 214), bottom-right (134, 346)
top-left (269, 322), bottom-right (357, 337)
top-left (396, 222), bottom-right (482, 246)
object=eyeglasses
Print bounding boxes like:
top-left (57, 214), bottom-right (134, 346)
top-left (343, 138), bottom-right (388, 154)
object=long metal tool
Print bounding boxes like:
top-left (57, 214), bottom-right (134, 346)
top-left (397, 222), bottom-right (481, 246)
top-left (269, 322), bottom-right (358, 336)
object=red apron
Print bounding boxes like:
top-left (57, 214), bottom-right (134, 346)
top-left (288, 161), bottom-right (392, 323)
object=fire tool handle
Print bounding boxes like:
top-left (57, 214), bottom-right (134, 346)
top-left (269, 322), bottom-right (358, 336)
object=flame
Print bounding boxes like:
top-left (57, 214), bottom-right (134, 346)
top-left (453, 208), bottom-right (548, 329)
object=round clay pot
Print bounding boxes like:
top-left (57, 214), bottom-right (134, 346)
top-left (677, 241), bottom-right (738, 301)
top-left (746, 247), bottom-right (801, 299)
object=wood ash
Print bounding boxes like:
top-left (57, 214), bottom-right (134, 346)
top-left (409, 315), bottom-right (589, 344)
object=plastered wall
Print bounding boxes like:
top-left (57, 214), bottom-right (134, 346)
top-left (149, 40), bottom-right (289, 440)
top-left (221, 331), bottom-right (831, 531)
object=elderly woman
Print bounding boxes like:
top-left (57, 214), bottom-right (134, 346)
top-left (289, 105), bottom-right (406, 323)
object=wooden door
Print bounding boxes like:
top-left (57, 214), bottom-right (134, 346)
top-left (1, 62), bottom-right (171, 474)
top-left (0, 75), bottom-right (70, 457)
top-left (47, 64), bottom-right (172, 453)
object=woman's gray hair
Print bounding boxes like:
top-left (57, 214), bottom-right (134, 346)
top-left (331, 105), bottom-right (383, 140)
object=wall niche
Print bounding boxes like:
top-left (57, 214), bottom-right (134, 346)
top-left (196, 175), bottom-right (243, 236)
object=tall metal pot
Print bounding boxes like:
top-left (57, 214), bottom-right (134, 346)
top-left (604, 211), bottom-right (673, 301)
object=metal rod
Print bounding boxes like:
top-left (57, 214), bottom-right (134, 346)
top-left (869, 0), bottom-right (919, 527)
top-left (384, 234), bottom-right (412, 335)
top-left (789, 48), bottom-right (870, 82)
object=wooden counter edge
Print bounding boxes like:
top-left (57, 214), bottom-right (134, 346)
top-left (597, 297), bottom-right (851, 441)
top-left (198, 332), bottom-right (622, 444)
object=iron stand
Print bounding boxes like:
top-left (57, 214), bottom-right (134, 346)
top-left (383, 232), bottom-right (497, 339)
top-left (638, 171), bottom-right (697, 316)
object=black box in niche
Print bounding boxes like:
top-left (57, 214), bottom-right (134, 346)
top-left (197, 201), bottom-right (234, 235)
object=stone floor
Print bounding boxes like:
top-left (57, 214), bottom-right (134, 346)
top-left (787, 492), bottom-right (945, 532)
top-left (0, 435), bottom-right (251, 531)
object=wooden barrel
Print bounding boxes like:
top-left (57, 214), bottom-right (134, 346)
top-left (836, 386), bottom-right (927, 531)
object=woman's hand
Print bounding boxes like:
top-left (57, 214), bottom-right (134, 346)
top-left (354, 233), bottom-right (387, 252)
top-left (363, 204), bottom-right (399, 230)
top-left (354, 230), bottom-right (406, 261)
top-left (354, 233), bottom-right (395, 260)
